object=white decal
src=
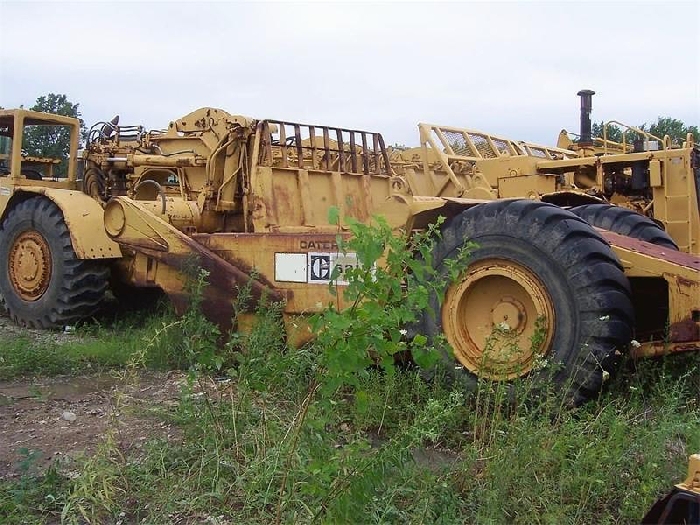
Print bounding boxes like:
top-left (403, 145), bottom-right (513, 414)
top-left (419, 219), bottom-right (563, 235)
top-left (274, 253), bottom-right (308, 283)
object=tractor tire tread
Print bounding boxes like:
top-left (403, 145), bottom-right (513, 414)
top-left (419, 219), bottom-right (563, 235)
top-left (570, 203), bottom-right (678, 250)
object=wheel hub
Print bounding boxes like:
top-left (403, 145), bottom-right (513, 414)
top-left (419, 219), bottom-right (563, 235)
top-left (491, 297), bottom-right (527, 333)
top-left (8, 231), bottom-right (52, 301)
top-left (442, 260), bottom-right (555, 380)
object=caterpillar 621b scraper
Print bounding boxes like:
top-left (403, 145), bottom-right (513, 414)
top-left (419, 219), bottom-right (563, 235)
top-left (0, 94), bottom-right (697, 405)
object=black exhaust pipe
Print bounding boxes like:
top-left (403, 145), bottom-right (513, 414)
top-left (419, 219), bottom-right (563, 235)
top-left (577, 89), bottom-right (595, 146)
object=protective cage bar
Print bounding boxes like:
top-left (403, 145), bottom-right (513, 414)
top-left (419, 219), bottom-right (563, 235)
top-left (420, 123), bottom-right (575, 162)
top-left (257, 120), bottom-right (393, 176)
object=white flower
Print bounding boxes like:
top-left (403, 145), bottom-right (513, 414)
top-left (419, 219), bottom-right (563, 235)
top-left (602, 370), bottom-right (610, 382)
top-left (599, 315), bottom-right (610, 321)
top-left (399, 329), bottom-right (408, 336)
top-left (532, 356), bottom-right (549, 371)
top-left (630, 339), bottom-right (641, 348)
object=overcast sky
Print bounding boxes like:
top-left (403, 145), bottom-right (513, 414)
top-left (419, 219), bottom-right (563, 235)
top-left (1, 1), bottom-right (698, 146)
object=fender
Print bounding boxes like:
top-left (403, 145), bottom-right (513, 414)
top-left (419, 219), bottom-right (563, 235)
top-left (1, 187), bottom-right (121, 260)
top-left (400, 194), bottom-right (491, 231)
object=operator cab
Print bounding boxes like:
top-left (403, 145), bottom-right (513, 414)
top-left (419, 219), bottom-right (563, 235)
top-left (0, 109), bottom-right (81, 186)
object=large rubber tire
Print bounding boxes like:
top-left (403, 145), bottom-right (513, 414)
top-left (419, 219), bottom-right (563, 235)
top-left (0, 197), bottom-right (109, 328)
top-left (420, 200), bottom-right (634, 406)
top-left (569, 203), bottom-right (678, 250)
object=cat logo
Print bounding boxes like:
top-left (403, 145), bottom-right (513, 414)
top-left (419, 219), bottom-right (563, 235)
top-left (309, 254), bottom-right (331, 281)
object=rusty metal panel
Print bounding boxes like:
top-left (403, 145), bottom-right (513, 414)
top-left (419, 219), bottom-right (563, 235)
top-left (373, 133), bottom-right (380, 175)
top-left (349, 131), bottom-right (358, 173)
top-left (322, 127), bottom-right (331, 171)
top-left (294, 124), bottom-right (304, 169)
top-left (605, 230), bottom-right (699, 355)
top-left (335, 129), bottom-right (345, 173)
top-left (193, 231), bottom-right (355, 316)
top-left (105, 197), bottom-right (285, 333)
top-left (604, 231), bottom-right (700, 273)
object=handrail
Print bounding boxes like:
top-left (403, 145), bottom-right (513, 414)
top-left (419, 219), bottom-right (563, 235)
top-left (602, 120), bottom-right (671, 154)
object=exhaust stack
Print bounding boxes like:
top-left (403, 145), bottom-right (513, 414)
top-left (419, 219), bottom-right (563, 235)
top-left (577, 89), bottom-right (595, 146)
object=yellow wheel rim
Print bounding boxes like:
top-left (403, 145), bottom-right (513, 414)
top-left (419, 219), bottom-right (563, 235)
top-left (442, 259), bottom-right (555, 380)
top-left (8, 230), bottom-right (52, 301)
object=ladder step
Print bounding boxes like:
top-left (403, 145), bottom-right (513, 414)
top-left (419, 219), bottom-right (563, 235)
top-left (664, 195), bottom-right (690, 200)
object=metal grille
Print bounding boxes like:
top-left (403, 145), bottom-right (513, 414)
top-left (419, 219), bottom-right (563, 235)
top-left (490, 137), bottom-right (512, 156)
top-left (519, 142), bottom-right (575, 159)
top-left (441, 130), bottom-right (471, 156)
top-left (421, 124), bottom-right (577, 162)
top-left (467, 133), bottom-right (498, 159)
top-left (527, 147), bottom-right (548, 158)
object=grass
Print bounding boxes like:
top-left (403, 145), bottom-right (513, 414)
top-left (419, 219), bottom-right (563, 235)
top-left (0, 303), bottom-right (698, 524)
top-left (0, 309), bottom-right (174, 380)
top-left (0, 225), bottom-right (697, 523)
top-left (0, 457), bottom-right (69, 524)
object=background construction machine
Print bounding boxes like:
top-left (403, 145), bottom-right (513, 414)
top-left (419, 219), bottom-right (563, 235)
top-left (0, 92), bottom-right (697, 405)
top-left (392, 90), bottom-right (698, 253)
top-left (392, 91), bottom-right (699, 361)
top-left (643, 454), bottom-right (700, 524)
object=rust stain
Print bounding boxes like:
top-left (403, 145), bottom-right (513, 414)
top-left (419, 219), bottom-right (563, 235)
top-left (677, 277), bottom-right (695, 287)
top-left (633, 316), bottom-right (700, 358)
top-left (120, 236), bottom-right (168, 252)
top-left (633, 340), bottom-right (700, 359)
top-left (275, 185), bottom-right (291, 205)
top-left (114, 233), bottom-right (287, 334)
top-left (602, 230), bottom-right (700, 270)
top-left (670, 318), bottom-right (700, 343)
top-left (191, 234), bottom-right (280, 290)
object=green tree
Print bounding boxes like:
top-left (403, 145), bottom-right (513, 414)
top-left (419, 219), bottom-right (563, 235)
top-left (22, 93), bottom-right (87, 177)
top-left (647, 117), bottom-right (699, 145)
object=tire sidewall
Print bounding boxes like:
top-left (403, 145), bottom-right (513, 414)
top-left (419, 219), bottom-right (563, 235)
top-left (0, 202), bottom-right (69, 325)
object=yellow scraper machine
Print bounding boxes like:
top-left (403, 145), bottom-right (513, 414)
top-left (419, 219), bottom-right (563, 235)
top-left (0, 89), bottom-right (697, 407)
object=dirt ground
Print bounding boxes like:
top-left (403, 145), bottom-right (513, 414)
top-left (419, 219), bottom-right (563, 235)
top-left (0, 372), bottom-right (187, 481)
top-left (0, 317), bottom-right (185, 480)
top-left (0, 315), bottom-right (457, 483)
